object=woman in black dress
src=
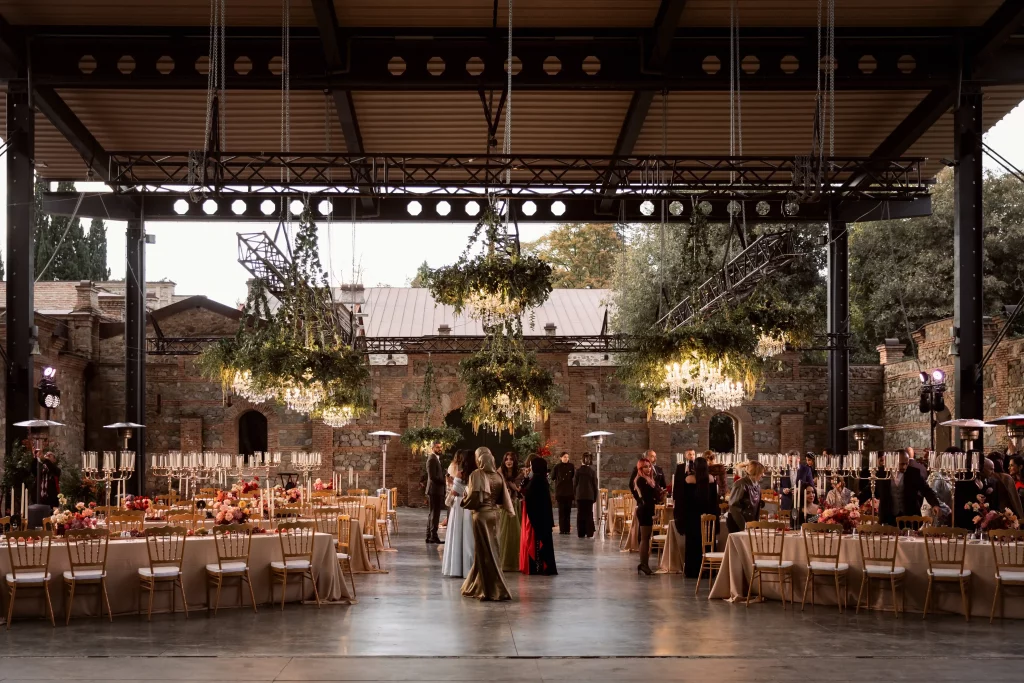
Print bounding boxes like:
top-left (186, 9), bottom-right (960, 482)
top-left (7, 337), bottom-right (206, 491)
top-left (674, 456), bottom-right (719, 578)
top-left (522, 457), bottom-right (558, 575)
top-left (574, 452), bottom-right (599, 538)
top-left (633, 457), bottom-right (664, 576)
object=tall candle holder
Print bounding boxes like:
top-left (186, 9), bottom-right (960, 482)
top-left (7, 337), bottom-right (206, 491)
top-left (81, 450), bottom-right (135, 508)
top-left (291, 451), bottom-right (323, 503)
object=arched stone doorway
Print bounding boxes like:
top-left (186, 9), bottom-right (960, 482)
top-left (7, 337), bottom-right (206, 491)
top-left (444, 408), bottom-right (530, 464)
top-left (238, 410), bottom-right (268, 459)
top-left (709, 412), bottom-right (737, 453)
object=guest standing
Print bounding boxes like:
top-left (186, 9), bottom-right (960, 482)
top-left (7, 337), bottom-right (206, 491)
top-left (877, 451), bottom-right (945, 526)
top-left (705, 451), bottom-right (728, 499)
top-left (520, 457), bottom-right (558, 575)
top-left (1009, 456), bottom-right (1024, 495)
top-left (551, 452), bottom-right (576, 535)
top-left (633, 457), bottom-right (664, 576)
top-left (727, 460), bottom-right (765, 533)
top-left (461, 448), bottom-right (516, 601)
top-left (425, 441), bottom-right (447, 543)
top-left (574, 453), bottom-right (599, 538)
top-left (675, 456), bottom-right (719, 578)
top-left (989, 453), bottom-right (1024, 519)
top-left (441, 451), bottom-right (474, 577)
top-left (35, 450), bottom-right (61, 508)
top-left (497, 452), bottom-right (523, 572)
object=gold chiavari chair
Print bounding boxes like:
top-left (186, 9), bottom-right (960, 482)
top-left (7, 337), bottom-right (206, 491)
top-left (619, 498), bottom-right (636, 549)
top-left (270, 521), bottom-right (321, 610)
top-left (339, 500), bottom-right (363, 526)
top-left (0, 516), bottom-right (11, 534)
top-left (598, 488), bottom-right (609, 533)
top-left (896, 515), bottom-right (932, 533)
top-left (207, 524), bottom-right (257, 616)
top-left (861, 515), bottom-right (880, 525)
top-left (694, 513), bottom-right (724, 596)
top-left (92, 505), bottom-right (118, 519)
top-left (921, 526), bottom-right (972, 621)
top-left (147, 503), bottom-right (172, 520)
top-left (386, 487), bottom-right (400, 533)
top-left (989, 528), bottom-right (1024, 622)
top-left (800, 522), bottom-right (849, 613)
top-left (138, 526), bottom-right (189, 621)
top-left (374, 493), bottom-right (392, 549)
top-left (237, 491), bottom-right (258, 501)
top-left (63, 528), bottom-right (112, 625)
top-left (198, 487), bottom-right (218, 498)
top-left (347, 488), bottom-right (369, 497)
top-left (337, 514), bottom-right (356, 597)
top-left (745, 521), bottom-right (794, 608)
top-left (169, 499), bottom-right (197, 515)
top-left (362, 504), bottom-right (382, 569)
top-left (274, 503), bottom-right (306, 519)
top-left (166, 513), bottom-right (203, 532)
top-left (651, 504), bottom-right (669, 562)
top-left (856, 524), bottom-right (904, 617)
top-left (106, 511), bottom-right (145, 537)
top-left (154, 493), bottom-right (178, 506)
top-left (4, 530), bottom-right (55, 628)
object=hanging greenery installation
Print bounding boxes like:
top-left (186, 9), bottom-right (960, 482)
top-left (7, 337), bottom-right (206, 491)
top-left (400, 358), bottom-right (463, 454)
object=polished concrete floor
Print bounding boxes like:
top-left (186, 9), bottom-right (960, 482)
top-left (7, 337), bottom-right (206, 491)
top-left (2, 508), bottom-right (1023, 680)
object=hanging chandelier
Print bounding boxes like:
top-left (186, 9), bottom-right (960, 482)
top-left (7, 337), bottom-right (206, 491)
top-left (702, 379), bottom-right (746, 411)
top-left (231, 370), bottom-right (277, 404)
top-left (661, 358), bottom-right (746, 412)
top-left (653, 397), bottom-right (688, 424)
top-left (283, 381), bottom-right (326, 415)
top-left (755, 331), bottom-right (787, 359)
top-left (321, 404), bottom-right (356, 428)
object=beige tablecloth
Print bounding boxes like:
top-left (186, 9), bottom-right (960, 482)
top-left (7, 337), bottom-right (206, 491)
top-left (348, 518), bottom-right (387, 573)
top-left (657, 520), bottom-right (729, 574)
top-left (0, 532), bottom-right (352, 619)
top-left (709, 531), bottom-right (1020, 618)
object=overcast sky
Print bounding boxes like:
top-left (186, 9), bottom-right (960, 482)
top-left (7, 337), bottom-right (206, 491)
top-left (0, 102), bottom-right (1022, 307)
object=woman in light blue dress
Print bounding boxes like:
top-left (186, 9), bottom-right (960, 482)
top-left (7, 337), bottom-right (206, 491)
top-left (442, 450), bottom-right (476, 577)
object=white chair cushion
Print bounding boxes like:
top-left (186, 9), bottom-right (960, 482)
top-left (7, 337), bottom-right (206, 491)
top-left (362, 534), bottom-right (374, 541)
top-left (705, 551), bottom-right (725, 559)
top-left (809, 561), bottom-right (850, 572)
top-left (652, 535), bottom-right (667, 542)
top-left (205, 561), bottom-right (248, 574)
top-left (864, 565), bottom-right (906, 576)
top-left (63, 569), bottom-right (105, 581)
top-left (336, 552), bottom-right (350, 560)
top-left (6, 571), bottom-right (50, 584)
top-left (928, 568), bottom-right (971, 579)
top-left (997, 570), bottom-right (1024, 582)
top-left (138, 566), bottom-right (181, 578)
top-left (271, 559), bottom-right (311, 570)
top-left (754, 559), bottom-right (794, 569)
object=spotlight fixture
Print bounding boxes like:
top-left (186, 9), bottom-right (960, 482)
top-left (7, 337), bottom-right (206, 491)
top-left (37, 367), bottom-right (61, 412)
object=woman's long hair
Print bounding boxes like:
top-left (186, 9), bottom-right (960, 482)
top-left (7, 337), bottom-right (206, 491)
top-left (499, 451), bottom-right (520, 482)
top-left (693, 456), bottom-right (710, 501)
top-left (450, 450), bottom-right (466, 478)
top-left (635, 457), bottom-right (655, 492)
top-left (462, 448), bottom-right (479, 480)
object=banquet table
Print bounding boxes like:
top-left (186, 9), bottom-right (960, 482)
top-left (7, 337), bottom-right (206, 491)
top-left (657, 518), bottom-right (729, 574)
top-left (0, 532), bottom-right (353, 619)
top-left (708, 531), bottom-right (1022, 619)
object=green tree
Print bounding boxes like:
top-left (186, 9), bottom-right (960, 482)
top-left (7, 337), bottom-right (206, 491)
top-left (34, 180), bottom-right (110, 281)
top-left (523, 223), bottom-right (624, 288)
top-left (407, 260), bottom-right (431, 287)
top-left (849, 169), bottom-right (1024, 359)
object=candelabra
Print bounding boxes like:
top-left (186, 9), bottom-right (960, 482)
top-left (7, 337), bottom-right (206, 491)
top-left (928, 450), bottom-right (978, 530)
top-left (291, 451), bottom-right (323, 504)
top-left (81, 450), bottom-right (135, 508)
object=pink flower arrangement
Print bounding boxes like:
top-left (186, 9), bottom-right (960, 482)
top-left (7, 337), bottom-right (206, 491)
top-left (231, 477), bottom-right (261, 495)
top-left (314, 478), bottom-right (333, 491)
top-left (285, 488), bottom-right (302, 503)
top-left (967, 494), bottom-right (1021, 532)
top-left (123, 495), bottom-right (151, 512)
top-left (817, 497), bottom-right (862, 533)
top-left (214, 504), bottom-right (249, 525)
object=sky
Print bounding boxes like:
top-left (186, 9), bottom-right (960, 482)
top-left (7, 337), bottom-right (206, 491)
top-left (0, 101), bottom-right (1022, 307)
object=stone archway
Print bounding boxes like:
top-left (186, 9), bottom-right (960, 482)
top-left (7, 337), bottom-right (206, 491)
top-left (443, 408), bottom-right (528, 462)
top-left (220, 400), bottom-right (281, 454)
top-left (238, 409), bottom-right (268, 457)
top-left (696, 406), bottom-right (750, 453)
top-left (709, 413), bottom-right (737, 453)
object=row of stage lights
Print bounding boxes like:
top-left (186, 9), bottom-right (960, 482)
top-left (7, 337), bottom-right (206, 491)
top-left (172, 197), bottom-right (571, 218)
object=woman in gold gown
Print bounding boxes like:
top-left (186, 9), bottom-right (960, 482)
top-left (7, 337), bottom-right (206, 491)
top-left (461, 447), bottom-right (516, 601)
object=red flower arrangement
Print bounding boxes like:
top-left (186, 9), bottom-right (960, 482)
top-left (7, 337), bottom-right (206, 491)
top-left (123, 495), bottom-right (151, 512)
top-left (817, 497), bottom-right (862, 534)
top-left (231, 477), bottom-right (261, 495)
top-left (966, 494), bottom-right (1021, 532)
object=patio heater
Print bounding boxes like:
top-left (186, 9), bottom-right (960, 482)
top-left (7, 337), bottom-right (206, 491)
top-left (987, 415), bottom-right (1024, 451)
top-left (369, 431), bottom-right (401, 494)
top-left (939, 418), bottom-right (996, 456)
top-left (582, 431), bottom-right (613, 537)
top-left (12, 419), bottom-right (64, 528)
top-left (104, 422), bottom-right (146, 495)
top-left (839, 423), bottom-right (884, 468)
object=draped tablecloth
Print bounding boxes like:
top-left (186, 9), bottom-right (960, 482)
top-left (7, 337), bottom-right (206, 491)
top-left (657, 520), bottom-right (729, 574)
top-left (348, 518), bottom-right (386, 573)
top-left (0, 532), bottom-right (353, 619)
top-left (708, 531), bottom-right (1022, 618)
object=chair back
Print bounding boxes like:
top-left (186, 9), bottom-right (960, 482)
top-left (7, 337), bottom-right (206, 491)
top-left (274, 503), bottom-right (306, 519)
top-left (312, 506), bottom-right (342, 536)
top-left (921, 526), bottom-right (968, 572)
top-left (169, 500), bottom-right (197, 514)
top-left (337, 514), bottom-right (352, 554)
top-left (198, 487), bottom-right (218, 497)
top-left (65, 528), bottom-right (110, 578)
top-left (389, 487), bottom-right (399, 510)
top-left (143, 526), bottom-right (188, 571)
top-left (895, 515), bottom-right (932, 532)
top-left (745, 521), bottom-right (787, 563)
top-left (0, 516), bottom-right (11, 533)
top-left (147, 503), bottom-right (172, 519)
top-left (106, 511), bottom-right (145, 536)
top-left (154, 493), bottom-right (178, 505)
top-left (92, 505), bottom-right (118, 519)
top-left (860, 514), bottom-right (880, 525)
top-left (276, 521), bottom-right (317, 564)
top-left (989, 528), bottom-right (1024, 579)
top-left (699, 514), bottom-right (718, 555)
top-left (166, 512), bottom-right (202, 531)
top-left (347, 488), bottom-right (369, 497)
top-left (654, 504), bottom-right (668, 527)
top-left (212, 524), bottom-right (252, 569)
top-left (339, 500), bottom-right (363, 523)
top-left (857, 523), bottom-right (900, 572)
top-left (237, 491), bottom-right (258, 500)
top-left (6, 530), bottom-right (53, 580)
top-left (364, 504), bottom-right (379, 530)
top-left (801, 523), bottom-right (844, 568)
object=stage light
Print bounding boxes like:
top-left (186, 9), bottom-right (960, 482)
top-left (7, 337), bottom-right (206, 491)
top-left (919, 371), bottom-right (928, 384)
top-left (931, 369), bottom-right (946, 383)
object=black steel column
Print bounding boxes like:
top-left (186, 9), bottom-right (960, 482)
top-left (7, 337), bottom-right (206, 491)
top-left (5, 82), bottom-right (35, 458)
top-left (953, 89), bottom-right (985, 443)
top-left (125, 211), bottom-right (147, 493)
top-left (827, 208), bottom-right (850, 455)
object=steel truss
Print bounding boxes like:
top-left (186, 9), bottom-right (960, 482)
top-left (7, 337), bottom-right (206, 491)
top-left (656, 231), bottom-right (796, 332)
top-left (17, 27), bottom-right (1024, 91)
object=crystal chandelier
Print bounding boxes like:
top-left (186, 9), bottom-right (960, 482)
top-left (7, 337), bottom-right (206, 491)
top-left (702, 379), bottom-right (745, 411)
top-left (653, 397), bottom-right (688, 424)
top-left (466, 290), bottom-right (525, 325)
top-left (231, 370), bottom-right (276, 404)
top-left (321, 405), bottom-right (355, 428)
top-left (283, 382), bottom-right (325, 415)
top-left (662, 358), bottom-right (745, 411)
top-left (755, 331), bottom-right (787, 359)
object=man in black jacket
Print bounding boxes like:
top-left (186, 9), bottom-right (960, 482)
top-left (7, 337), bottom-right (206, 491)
top-left (551, 452), bottom-right (576, 534)
top-left (876, 451), bottom-right (947, 526)
top-left (425, 442), bottom-right (446, 543)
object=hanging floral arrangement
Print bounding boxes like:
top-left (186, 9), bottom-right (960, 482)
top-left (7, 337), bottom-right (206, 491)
top-left (400, 358), bottom-right (463, 454)
top-left (197, 202), bottom-right (370, 421)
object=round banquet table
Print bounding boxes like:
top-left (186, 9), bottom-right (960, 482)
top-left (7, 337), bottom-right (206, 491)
top-left (0, 531), bottom-right (353, 619)
top-left (708, 530), bottom-right (1021, 618)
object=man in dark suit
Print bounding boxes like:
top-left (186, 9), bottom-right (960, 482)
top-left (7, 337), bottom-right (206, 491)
top-left (551, 452), bottom-right (576, 534)
top-left (648, 450), bottom-right (668, 490)
top-left (425, 442), bottom-right (446, 543)
top-left (876, 451), bottom-right (947, 526)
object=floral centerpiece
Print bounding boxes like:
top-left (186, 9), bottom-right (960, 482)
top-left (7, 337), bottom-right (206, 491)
top-left (49, 497), bottom-right (98, 535)
top-left (818, 497), bottom-right (862, 534)
top-left (123, 494), bottom-right (151, 512)
top-left (231, 477), bottom-right (261, 495)
top-left (313, 478), bottom-right (333, 491)
top-left (859, 497), bottom-right (879, 516)
top-left (966, 494), bottom-right (1021, 532)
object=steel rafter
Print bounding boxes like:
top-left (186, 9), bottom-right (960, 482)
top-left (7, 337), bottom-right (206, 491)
top-left (656, 231), bottom-right (795, 332)
top-left (16, 27), bottom-right (1024, 91)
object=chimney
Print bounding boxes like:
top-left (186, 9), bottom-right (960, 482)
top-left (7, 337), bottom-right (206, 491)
top-left (438, 324), bottom-right (451, 336)
top-left (876, 338), bottom-right (905, 365)
top-left (983, 316), bottom-right (999, 346)
top-left (73, 280), bottom-right (99, 313)
top-left (544, 322), bottom-right (557, 336)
